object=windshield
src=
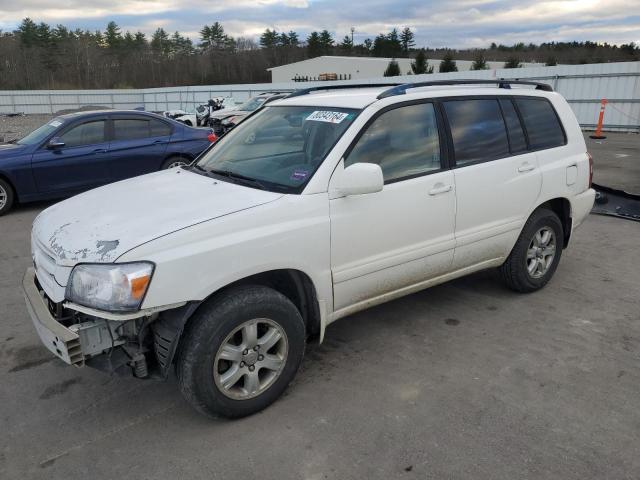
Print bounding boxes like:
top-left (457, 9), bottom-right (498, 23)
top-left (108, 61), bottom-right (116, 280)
top-left (237, 97), bottom-right (268, 112)
top-left (17, 118), bottom-right (64, 145)
top-left (195, 105), bottom-right (359, 193)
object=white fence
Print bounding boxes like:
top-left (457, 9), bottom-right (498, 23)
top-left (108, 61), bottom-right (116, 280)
top-left (1, 61), bottom-right (639, 132)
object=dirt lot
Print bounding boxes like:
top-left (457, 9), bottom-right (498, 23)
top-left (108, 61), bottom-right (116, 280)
top-left (0, 120), bottom-right (639, 479)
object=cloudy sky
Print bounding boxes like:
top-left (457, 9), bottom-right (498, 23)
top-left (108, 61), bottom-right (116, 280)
top-left (0, 0), bottom-right (638, 48)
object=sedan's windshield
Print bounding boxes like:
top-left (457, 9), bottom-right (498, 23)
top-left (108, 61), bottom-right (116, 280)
top-left (195, 105), bottom-right (359, 193)
top-left (17, 118), bottom-right (64, 145)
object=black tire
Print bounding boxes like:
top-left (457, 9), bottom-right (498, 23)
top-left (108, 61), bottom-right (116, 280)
top-left (161, 156), bottom-right (190, 170)
top-left (0, 178), bottom-right (15, 216)
top-left (500, 208), bottom-right (564, 293)
top-left (176, 285), bottom-right (306, 418)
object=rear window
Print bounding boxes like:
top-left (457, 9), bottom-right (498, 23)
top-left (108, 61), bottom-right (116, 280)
top-left (515, 98), bottom-right (565, 150)
top-left (443, 99), bottom-right (509, 165)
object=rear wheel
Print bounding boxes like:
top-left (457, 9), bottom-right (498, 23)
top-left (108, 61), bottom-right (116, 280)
top-left (176, 286), bottom-right (306, 418)
top-left (161, 156), bottom-right (190, 170)
top-left (500, 208), bottom-right (564, 293)
top-left (0, 178), bottom-right (15, 216)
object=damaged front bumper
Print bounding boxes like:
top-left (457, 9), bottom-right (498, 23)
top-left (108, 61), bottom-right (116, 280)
top-left (23, 267), bottom-right (85, 366)
top-left (23, 267), bottom-right (197, 378)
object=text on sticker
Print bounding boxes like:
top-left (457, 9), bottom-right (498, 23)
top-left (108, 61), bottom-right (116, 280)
top-left (306, 111), bottom-right (349, 124)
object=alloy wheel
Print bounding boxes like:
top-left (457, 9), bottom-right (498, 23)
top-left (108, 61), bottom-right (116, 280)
top-left (213, 318), bottom-right (288, 400)
top-left (526, 226), bottom-right (556, 278)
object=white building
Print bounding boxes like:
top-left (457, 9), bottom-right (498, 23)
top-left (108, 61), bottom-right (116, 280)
top-left (267, 55), bottom-right (543, 83)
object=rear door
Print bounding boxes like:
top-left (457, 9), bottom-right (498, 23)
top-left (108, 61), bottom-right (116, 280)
top-left (107, 115), bottom-right (173, 181)
top-left (442, 96), bottom-right (542, 269)
top-left (31, 116), bottom-right (111, 194)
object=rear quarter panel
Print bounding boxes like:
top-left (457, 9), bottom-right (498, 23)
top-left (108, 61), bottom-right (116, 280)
top-left (530, 93), bottom-right (590, 217)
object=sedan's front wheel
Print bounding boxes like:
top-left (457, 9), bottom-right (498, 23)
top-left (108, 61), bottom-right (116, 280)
top-left (176, 286), bottom-right (306, 418)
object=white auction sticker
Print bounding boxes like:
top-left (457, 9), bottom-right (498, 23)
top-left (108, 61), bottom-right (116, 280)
top-left (49, 120), bottom-right (63, 127)
top-left (306, 111), bottom-right (349, 124)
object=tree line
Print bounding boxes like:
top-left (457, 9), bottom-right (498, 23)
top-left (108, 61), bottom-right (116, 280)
top-left (0, 18), bottom-right (638, 89)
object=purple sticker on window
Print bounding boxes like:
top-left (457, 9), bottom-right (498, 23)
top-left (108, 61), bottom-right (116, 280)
top-left (290, 169), bottom-right (309, 181)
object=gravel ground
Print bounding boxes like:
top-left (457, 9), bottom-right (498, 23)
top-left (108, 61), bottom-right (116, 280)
top-left (0, 115), bottom-right (52, 143)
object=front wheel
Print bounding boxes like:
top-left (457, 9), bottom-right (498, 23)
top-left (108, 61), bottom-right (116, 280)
top-left (176, 286), bottom-right (306, 418)
top-left (500, 208), bottom-right (564, 293)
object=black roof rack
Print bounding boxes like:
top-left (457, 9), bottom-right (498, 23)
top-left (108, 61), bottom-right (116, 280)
top-left (377, 79), bottom-right (553, 99)
top-left (286, 83), bottom-right (402, 98)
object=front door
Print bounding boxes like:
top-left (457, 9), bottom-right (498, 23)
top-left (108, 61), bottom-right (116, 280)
top-left (329, 102), bottom-right (456, 312)
top-left (31, 117), bottom-right (111, 195)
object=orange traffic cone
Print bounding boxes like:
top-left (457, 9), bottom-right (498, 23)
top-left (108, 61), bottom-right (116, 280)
top-left (589, 99), bottom-right (607, 139)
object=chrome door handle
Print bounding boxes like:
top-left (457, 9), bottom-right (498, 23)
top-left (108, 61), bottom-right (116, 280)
top-left (428, 184), bottom-right (452, 196)
top-left (518, 163), bottom-right (535, 173)
top-left (92, 148), bottom-right (108, 153)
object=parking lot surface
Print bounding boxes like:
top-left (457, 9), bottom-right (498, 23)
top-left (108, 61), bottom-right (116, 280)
top-left (1, 209), bottom-right (639, 479)
top-left (587, 132), bottom-right (640, 194)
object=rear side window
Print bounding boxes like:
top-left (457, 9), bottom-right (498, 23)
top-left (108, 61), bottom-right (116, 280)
top-left (515, 98), bottom-right (565, 149)
top-left (443, 99), bottom-right (509, 165)
top-left (60, 120), bottom-right (106, 147)
top-left (499, 99), bottom-right (527, 153)
top-left (113, 118), bottom-right (171, 140)
top-left (150, 119), bottom-right (171, 137)
top-left (113, 119), bottom-right (150, 141)
top-left (345, 103), bottom-right (441, 183)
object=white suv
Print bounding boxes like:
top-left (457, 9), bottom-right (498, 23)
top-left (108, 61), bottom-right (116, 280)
top-left (24, 80), bottom-right (595, 418)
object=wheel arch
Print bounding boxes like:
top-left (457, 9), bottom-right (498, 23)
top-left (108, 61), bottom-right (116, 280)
top-left (152, 268), bottom-right (322, 377)
top-left (536, 197), bottom-right (572, 248)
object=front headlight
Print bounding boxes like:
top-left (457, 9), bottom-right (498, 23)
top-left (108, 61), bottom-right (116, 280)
top-left (66, 262), bottom-right (154, 312)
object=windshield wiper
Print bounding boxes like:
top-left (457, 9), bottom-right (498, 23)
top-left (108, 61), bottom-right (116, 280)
top-left (207, 168), bottom-right (269, 190)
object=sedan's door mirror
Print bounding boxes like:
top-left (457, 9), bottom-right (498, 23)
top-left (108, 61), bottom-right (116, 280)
top-left (337, 163), bottom-right (383, 197)
top-left (47, 137), bottom-right (65, 149)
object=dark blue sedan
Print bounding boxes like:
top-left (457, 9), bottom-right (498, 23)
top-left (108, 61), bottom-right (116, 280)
top-left (0, 110), bottom-right (217, 215)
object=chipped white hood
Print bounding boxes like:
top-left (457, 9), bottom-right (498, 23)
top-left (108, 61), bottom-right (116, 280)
top-left (32, 168), bottom-right (283, 270)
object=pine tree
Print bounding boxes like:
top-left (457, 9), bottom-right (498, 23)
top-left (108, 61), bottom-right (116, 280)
top-left (259, 29), bottom-right (278, 49)
top-left (104, 21), bottom-right (122, 50)
top-left (307, 31), bottom-right (322, 57)
top-left (384, 59), bottom-right (401, 76)
top-left (411, 49), bottom-right (433, 74)
top-left (339, 35), bottom-right (353, 53)
top-left (439, 52), bottom-right (458, 72)
top-left (504, 56), bottom-right (522, 68)
top-left (400, 27), bottom-right (415, 54)
top-left (471, 52), bottom-right (487, 70)
top-left (318, 30), bottom-right (334, 54)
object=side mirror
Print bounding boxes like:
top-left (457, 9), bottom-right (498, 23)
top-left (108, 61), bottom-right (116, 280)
top-left (47, 137), bottom-right (65, 149)
top-left (337, 163), bottom-right (383, 197)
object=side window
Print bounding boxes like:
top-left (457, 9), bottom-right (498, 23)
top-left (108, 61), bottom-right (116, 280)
top-left (113, 119), bottom-right (150, 141)
top-left (345, 103), bottom-right (441, 183)
top-left (499, 99), bottom-right (527, 153)
top-left (60, 120), bottom-right (105, 147)
top-left (443, 98), bottom-right (509, 165)
top-left (515, 98), bottom-right (565, 150)
top-left (150, 118), bottom-right (172, 137)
